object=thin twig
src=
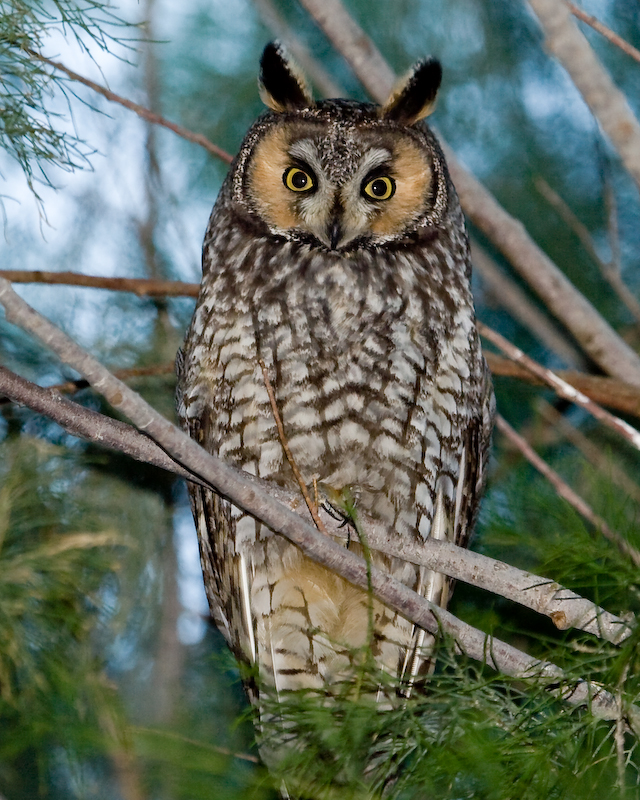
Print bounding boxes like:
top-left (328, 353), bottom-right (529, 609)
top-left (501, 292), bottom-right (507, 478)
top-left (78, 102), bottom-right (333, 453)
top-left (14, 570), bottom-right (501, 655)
top-left (496, 413), bottom-right (640, 567)
top-left (259, 359), bottom-right (328, 534)
top-left (0, 276), bottom-right (634, 725)
top-left (27, 49), bottom-right (233, 164)
top-left (537, 399), bottom-right (640, 505)
top-left (131, 726), bottom-right (260, 764)
top-left (479, 322), bottom-right (640, 452)
top-left (0, 365), bottom-right (631, 646)
top-left (528, 0), bottom-right (640, 194)
top-left (536, 179), bottom-right (640, 326)
top-left (568, 2), bottom-right (640, 65)
top-left (0, 270), bottom-right (199, 297)
top-left (296, 0), bottom-right (640, 385)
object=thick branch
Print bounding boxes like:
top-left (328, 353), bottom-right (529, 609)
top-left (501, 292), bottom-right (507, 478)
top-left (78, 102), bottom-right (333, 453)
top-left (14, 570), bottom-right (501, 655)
top-left (0, 278), bottom-right (634, 725)
top-left (529, 0), bottom-right (640, 193)
top-left (296, 0), bottom-right (640, 386)
top-left (1, 364), bottom-right (630, 647)
top-left (471, 243), bottom-right (584, 369)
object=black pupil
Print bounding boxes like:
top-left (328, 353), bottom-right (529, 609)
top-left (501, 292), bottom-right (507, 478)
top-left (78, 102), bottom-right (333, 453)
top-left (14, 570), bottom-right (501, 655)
top-left (371, 179), bottom-right (387, 197)
top-left (291, 170), bottom-right (308, 189)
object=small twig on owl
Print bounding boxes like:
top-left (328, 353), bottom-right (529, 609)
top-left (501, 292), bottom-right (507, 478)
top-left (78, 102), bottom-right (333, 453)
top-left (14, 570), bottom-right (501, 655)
top-left (496, 413), bottom-right (640, 567)
top-left (479, 322), bottom-right (640, 453)
top-left (296, 0), bottom-right (640, 387)
top-left (568, 2), bottom-right (640, 66)
top-left (258, 359), bottom-right (329, 535)
top-left (528, 0), bottom-right (640, 195)
top-left (3, 275), bottom-right (636, 725)
top-left (0, 364), bottom-right (632, 647)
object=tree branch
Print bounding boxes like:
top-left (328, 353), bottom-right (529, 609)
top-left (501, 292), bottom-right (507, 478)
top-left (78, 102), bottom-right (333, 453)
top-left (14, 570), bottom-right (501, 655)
top-left (27, 50), bottom-right (233, 164)
top-left (568, 2), bottom-right (640, 65)
top-left (0, 278), bottom-right (635, 726)
top-left (485, 352), bottom-right (640, 419)
top-left (296, 0), bottom-right (640, 386)
top-left (528, 0), bottom-right (640, 194)
top-left (471, 242), bottom-right (585, 369)
top-left (1, 364), bottom-right (630, 647)
top-left (479, 323), bottom-right (640, 452)
top-left (0, 270), bottom-right (199, 297)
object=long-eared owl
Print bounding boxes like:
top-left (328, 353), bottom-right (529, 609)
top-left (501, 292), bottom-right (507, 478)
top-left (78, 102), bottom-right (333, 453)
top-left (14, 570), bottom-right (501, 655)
top-left (177, 42), bottom-right (494, 723)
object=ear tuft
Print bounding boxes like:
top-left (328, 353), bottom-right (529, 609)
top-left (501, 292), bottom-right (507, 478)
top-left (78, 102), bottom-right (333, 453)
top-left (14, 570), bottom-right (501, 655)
top-left (382, 58), bottom-right (442, 124)
top-left (259, 41), bottom-right (313, 112)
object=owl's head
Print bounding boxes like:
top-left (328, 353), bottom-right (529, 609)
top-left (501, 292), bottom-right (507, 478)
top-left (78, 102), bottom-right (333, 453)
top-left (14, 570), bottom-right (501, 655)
top-left (232, 43), bottom-right (450, 252)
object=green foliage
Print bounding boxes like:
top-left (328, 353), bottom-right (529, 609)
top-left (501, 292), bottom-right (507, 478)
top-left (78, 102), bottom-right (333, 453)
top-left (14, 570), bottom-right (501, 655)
top-left (0, 0), bottom-right (137, 198)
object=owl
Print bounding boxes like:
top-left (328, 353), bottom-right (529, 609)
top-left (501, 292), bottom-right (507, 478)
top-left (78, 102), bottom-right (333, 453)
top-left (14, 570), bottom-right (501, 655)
top-left (177, 41), bottom-right (494, 755)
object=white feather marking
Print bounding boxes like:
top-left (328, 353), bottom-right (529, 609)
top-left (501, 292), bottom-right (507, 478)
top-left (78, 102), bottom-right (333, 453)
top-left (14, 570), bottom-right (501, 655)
top-left (239, 551), bottom-right (256, 663)
top-left (453, 445), bottom-right (467, 540)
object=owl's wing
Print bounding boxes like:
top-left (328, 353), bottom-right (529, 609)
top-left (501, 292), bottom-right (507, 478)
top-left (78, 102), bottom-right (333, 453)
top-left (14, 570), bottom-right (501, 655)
top-left (400, 359), bottom-right (494, 688)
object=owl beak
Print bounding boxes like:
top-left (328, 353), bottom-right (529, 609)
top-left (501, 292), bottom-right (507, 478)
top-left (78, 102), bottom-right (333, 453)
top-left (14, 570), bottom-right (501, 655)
top-left (328, 219), bottom-right (342, 250)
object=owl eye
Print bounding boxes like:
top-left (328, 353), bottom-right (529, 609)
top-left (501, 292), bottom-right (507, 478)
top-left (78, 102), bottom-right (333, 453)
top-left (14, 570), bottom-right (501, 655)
top-left (362, 176), bottom-right (396, 201)
top-left (283, 166), bottom-right (315, 192)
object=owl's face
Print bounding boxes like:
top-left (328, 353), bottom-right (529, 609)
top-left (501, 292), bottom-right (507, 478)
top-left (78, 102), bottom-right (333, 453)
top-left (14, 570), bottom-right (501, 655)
top-left (232, 44), bottom-right (448, 253)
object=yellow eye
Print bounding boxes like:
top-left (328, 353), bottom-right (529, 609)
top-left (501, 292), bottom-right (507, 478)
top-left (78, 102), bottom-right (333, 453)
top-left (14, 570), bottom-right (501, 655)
top-left (283, 166), bottom-right (315, 192)
top-left (363, 176), bottom-right (395, 201)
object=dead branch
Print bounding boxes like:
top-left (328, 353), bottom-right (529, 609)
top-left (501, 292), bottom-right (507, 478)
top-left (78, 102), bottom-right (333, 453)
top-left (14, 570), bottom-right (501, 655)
top-left (1, 364), bottom-right (631, 646)
top-left (496, 413), bottom-right (640, 567)
top-left (0, 270), bottom-right (199, 297)
top-left (479, 323), bottom-right (640, 452)
top-left (27, 50), bottom-right (233, 164)
top-left (568, 2), bottom-right (640, 65)
top-left (485, 352), bottom-right (640, 419)
top-left (0, 277), bottom-right (635, 726)
top-left (528, 0), bottom-right (640, 193)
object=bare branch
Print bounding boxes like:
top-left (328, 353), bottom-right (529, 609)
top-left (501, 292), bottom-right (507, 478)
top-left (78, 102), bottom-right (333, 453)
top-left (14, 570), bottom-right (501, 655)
top-left (1, 364), bottom-right (631, 647)
top-left (471, 242), bottom-right (585, 369)
top-left (528, 0), bottom-right (640, 193)
top-left (0, 366), bottom-right (200, 484)
top-left (27, 50), bottom-right (233, 164)
top-left (485, 352), bottom-right (640, 419)
top-left (0, 270), bottom-right (199, 297)
top-left (568, 2), bottom-right (640, 65)
top-left (296, 0), bottom-right (640, 386)
top-left (479, 322), bottom-right (640, 452)
top-left (0, 276), bottom-right (636, 725)
top-left (496, 413), bottom-right (640, 567)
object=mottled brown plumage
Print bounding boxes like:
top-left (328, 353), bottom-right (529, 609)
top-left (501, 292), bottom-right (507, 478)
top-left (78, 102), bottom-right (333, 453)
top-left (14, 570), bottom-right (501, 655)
top-left (176, 41), bottom-right (494, 738)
